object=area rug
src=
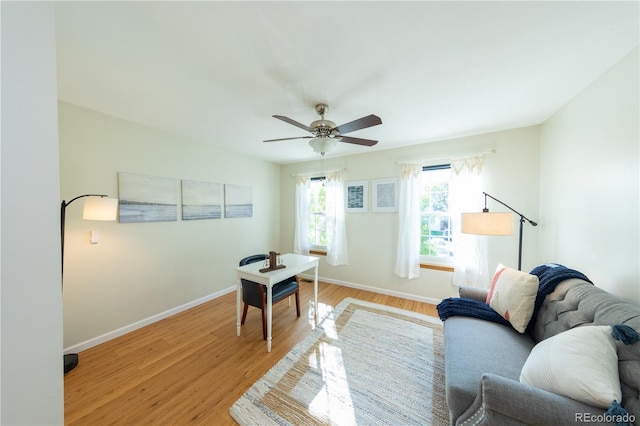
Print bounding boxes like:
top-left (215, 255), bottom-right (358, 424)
top-left (230, 297), bottom-right (449, 425)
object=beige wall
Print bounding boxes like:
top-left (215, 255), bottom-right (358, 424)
top-left (1, 2), bottom-right (64, 423)
top-left (539, 47), bottom-right (639, 304)
top-left (59, 102), bottom-right (281, 349)
top-left (280, 126), bottom-right (541, 302)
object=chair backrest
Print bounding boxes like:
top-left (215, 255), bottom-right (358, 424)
top-left (239, 254), bottom-right (268, 307)
top-left (239, 254), bottom-right (267, 267)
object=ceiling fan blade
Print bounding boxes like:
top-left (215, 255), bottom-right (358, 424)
top-left (338, 135), bottom-right (378, 147)
top-left (273, 115), bottom-right (312, 132)
top-left (333, 114), bottom-right (382, 134)
top-left (263, 136), bottom-right (313, 142)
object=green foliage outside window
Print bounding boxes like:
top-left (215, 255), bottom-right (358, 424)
top-left (420, 168), bottom-right (452, 258)
top-left (308, 179), bottom-right (326, 247)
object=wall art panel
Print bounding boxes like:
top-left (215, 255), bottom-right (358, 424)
top-left (118, 172), bottom-right (178, 223)
top-left (181, 179), bottom-right (223, 220)
top-left (224, 184), bottom-right (253, 218)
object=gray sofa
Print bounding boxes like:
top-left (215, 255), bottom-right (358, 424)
top-left (443, 277), bottom-right (640, 425)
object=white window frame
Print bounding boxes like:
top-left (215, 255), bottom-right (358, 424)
top-left (308, 177), bottom-right (327, 251)
top-left (420, 164), bottom-right (454, 266)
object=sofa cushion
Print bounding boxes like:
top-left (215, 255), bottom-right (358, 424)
top-left (443, 316), bottom-right (535, 421)
top-left (486, 264), bottom-right (539, 333)
top-left (532, 279), bottom-right (640, 422)
top-left (520, 325), bottom-right (621, 408)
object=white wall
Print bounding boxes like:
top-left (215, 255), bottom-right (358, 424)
top-left (1, 2), bottom-right (64, 424)
top-left (58, 102), bottom-right (281, 349)
top-left (280, 126), bottom-right (541, 302)
top-left (540, 47), bottom-right (639, 304)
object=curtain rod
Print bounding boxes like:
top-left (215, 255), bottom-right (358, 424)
top-left (395, 149), bottom-right (495, 166)
top-left (289, 167), bottom-right (346, 177)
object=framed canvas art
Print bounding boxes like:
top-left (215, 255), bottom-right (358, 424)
top-left (118, 172), bottom-right (178, 223)
top-left (372, 178), bottom-right (400, 212)
top-left (225, 184), bottom-right (253, 218)
top-left (346, 180), bottom-right (368, 213)
top-left (181, 179), bottom-right (223, 220)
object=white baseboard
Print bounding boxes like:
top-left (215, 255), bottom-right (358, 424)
top-left (64, 286), bottom-right (237, 354)
top-left (297, 274), bottom-right (443, 306)
top-left (64, 276), bottom-right (443, 354)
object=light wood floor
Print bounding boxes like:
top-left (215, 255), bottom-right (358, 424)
top-left (64, 280), bottom-right (439, 425)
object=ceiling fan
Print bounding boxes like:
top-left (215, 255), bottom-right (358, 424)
top-left (264, 104), bottom-right (382, 155)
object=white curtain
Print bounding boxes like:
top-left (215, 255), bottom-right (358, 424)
top-left (325, 171), bottom-right (348, 265)
top-left (395, 163), bottom-right (422, 279)
top-left (450, 156), bottom-right (488, 287)
top-left (293, 176), bottom-right (310, 255)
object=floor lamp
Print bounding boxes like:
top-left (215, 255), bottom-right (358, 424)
top-left (461, 192), bottom-right (537, 271)
top-left (61, 194), bottom-right (118, 374)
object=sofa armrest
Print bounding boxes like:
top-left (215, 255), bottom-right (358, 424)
top-left (458, 286), bottom-right (489, 302)
top-left (456, 374), bottom-right (611, 426)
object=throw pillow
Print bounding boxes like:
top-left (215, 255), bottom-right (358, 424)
top-left (486, 264), bottom-right (539, 333)
top-left (519, 325), bottom-right (621, 408)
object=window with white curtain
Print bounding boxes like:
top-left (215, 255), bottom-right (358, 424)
top-left (308, 177), bottom-right (326, 249)
top-left (294, 171), bottom-right (348, 266)
top-left (420, 164), bottom-right (453, 264)
top-left (396, 155), bottom-right (486, 281)
top-left (293, 170), bottom-right (349, 266)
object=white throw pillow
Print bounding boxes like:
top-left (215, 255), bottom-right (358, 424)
top-left (520, 325), bottom-right (621, 408)
top-left (486, 264), bottom-right (539, 333)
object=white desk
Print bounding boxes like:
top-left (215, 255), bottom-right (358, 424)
top-left (235, 253), bottom-right (319, 352)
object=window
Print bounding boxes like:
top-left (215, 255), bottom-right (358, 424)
top-left (308, 177), bottom-right (326, 248)
top-left (420, 165), bottom-right (453, 262)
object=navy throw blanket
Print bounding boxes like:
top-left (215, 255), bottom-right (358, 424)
top-left (437, 263), bottom-right (592, 333)
top-left (437, 296), bottom-right (510, 327)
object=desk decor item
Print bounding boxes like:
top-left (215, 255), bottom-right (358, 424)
top-left (230, 298), bottom-right (448, 425)
top-left (259, 251), bottom-right (286, 273)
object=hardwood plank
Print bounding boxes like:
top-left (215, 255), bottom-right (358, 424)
top-left (64, 282), bottom-right (439, 425)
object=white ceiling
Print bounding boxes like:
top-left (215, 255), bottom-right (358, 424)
top-left (55, 1), bottom-right (639, 164)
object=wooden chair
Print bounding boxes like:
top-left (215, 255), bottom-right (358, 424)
top-left (239, 254), bottom-right (300, 339)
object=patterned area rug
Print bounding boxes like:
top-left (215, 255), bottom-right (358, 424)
top-left (230, 297), bottom-right (449, 425)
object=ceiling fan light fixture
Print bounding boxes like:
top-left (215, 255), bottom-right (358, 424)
top-left (309, 137), bottom-right (337, 155)
top-left (265, 104), bottom-right (382, 153)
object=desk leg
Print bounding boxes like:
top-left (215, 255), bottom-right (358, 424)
top-left (267, 284), bottom-right (273, 352)
top-left (313, 264), bottom-right (319, 320)
top-left (236, 277), bottom-right (242, 337)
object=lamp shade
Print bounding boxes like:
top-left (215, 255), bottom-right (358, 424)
top-left (309, 137), bottom-right (337, 155)
top-left (461, 212), bottom-right (514, 235)
top-left (82, 197), bottom-right (118, 221)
